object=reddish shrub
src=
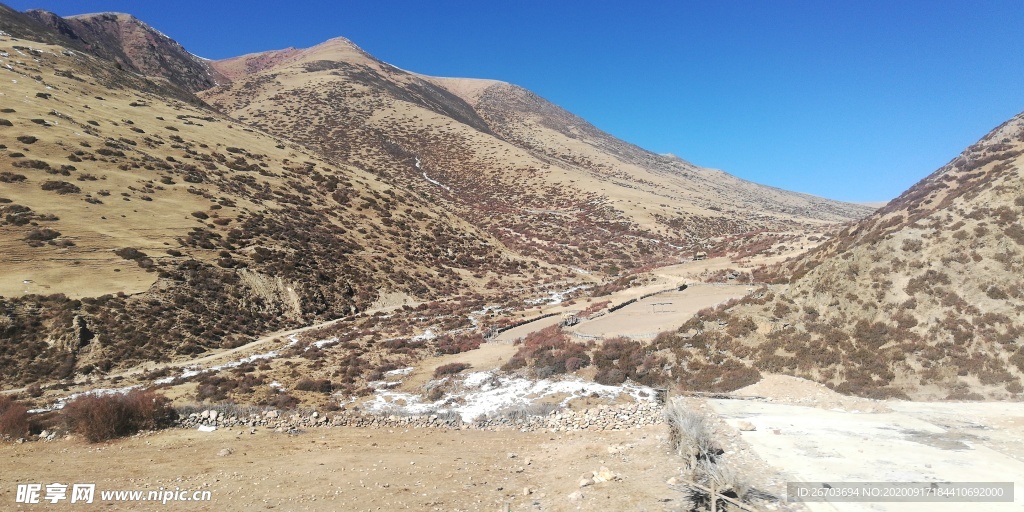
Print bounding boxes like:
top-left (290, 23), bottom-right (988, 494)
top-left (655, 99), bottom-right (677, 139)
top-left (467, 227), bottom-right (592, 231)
top-left (62, 390), bottom-right (176, 442)
top-left (294, 378), bottom-right (333, 393)
top-left (433, 363), bottom-right (471, 378)
top-left (503, 326), bottom-right (590, 377)
top-left (436, 333), bottom-right (483, 355)
top-left (0, 395), bottom-right (29, 439)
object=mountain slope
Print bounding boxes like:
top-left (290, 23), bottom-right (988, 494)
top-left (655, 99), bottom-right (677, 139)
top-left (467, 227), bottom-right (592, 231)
top-left (0, 30), bottom-right (545, 387)
top-left (23, 9), bottom-right (226, 93)
top-left (672, 113), bottom-right (1024, 399)
top-left (201, 39), bottom-right (873, 273)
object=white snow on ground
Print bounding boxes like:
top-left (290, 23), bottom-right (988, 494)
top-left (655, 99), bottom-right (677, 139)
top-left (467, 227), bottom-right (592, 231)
top-left (467, 305), bottom-right (502, 328)
top-left (361, 370), bottom-right (655, 423)
top-left (385, 367), bottom-right (415, 377)
top-left (422, 172), bottom-right (451, 192)
top-left (415, 156), bottom-right (452, 191)
top-left (29, 385), bottom-right (139, 413)
top-left (308, 337), bottom-right (339, 350)
top-left (411, 329), bottom-right (437, 341)
top-left (154, 335), bottom-right (302, 385)
top-left (525, 285), bottom-right (590, 306)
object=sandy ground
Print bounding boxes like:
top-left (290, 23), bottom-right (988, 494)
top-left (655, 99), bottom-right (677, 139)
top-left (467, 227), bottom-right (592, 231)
top-left (1, 424), bottom-right (716, 512)
top-left (571, 284), bottom-right (749, 339)
top-left (711, 376), bottom-right (1024, 511)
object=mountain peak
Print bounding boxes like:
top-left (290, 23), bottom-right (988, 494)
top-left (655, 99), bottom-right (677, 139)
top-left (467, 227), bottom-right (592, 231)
top-left (21, 8), bottom-right (224, 93)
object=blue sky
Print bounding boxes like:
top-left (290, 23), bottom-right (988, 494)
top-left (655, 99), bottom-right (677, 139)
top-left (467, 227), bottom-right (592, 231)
top-left (7, 1), bottom-right (1024, 202)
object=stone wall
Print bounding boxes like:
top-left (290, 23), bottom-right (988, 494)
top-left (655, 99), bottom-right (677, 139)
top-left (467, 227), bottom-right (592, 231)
top-left (177, 401), bottom-right (664, 433)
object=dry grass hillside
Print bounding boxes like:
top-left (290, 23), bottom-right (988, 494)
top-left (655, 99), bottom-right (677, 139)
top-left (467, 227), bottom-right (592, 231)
top-left (665, 113), bottom-right (1024, 400)
top-left (202, 39), bottom-right (872, 274)
top-left (0, 31), bottom-right (554, 388)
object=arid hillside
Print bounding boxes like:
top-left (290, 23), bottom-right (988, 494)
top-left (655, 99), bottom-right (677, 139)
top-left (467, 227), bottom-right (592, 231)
top-left (0, 29), bottom-right (554, 387)
top-left (671, 113), bottom-right (1024, 399)
top-left (201, 38), bottom-right (872, 272)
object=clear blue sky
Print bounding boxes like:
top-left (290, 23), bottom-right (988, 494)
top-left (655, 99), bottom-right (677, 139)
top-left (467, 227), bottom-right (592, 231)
top-left (7, 1), bottom-right (1024, 202)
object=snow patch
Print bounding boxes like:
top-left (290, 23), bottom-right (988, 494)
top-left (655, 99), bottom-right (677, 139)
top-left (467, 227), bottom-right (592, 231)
top-left (30, 385), bottom-right (139, 413)
top-left (362, 370), bottom-right (654, 423)
top-left (526, 285), bottom-right (590, 306)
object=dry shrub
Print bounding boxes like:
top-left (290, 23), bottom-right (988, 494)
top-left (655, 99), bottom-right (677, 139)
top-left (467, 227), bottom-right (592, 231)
top-left (294, 378), bottom-right (333, 393)
top-left (62, 390), bottom-right (176, 442)
top-left (436, 333), bottom-right (482, 355)
top-left (663, 398), bottom-right (718, 469)
top-left (433, 363), bottom-right (471, 378)
top-left (501, 325), bottom-right (590, 377)
top-left (0, 395), bottom-right (29, 439)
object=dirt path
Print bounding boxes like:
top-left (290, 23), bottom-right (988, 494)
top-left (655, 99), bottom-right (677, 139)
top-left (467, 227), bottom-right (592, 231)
top-left (571, 284), bottom-right (749, 339)
top-left (709, 383), bottom-right (1024, 511)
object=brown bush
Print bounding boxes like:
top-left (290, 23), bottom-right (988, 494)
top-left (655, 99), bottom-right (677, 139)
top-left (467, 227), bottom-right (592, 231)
top-left (503, 326), bottom-right (590, 377)
top-left (0, 395), bottom-right (30, 439)
top-left (433, 363), bottom-right (471, 378)
top-left (40, 181), bottom-right (81, 194)
top-left (293, 378), bottom-right (333, 393)
top-left (62, 390), bottom-right (176, 442)
top-left (436, 333), bottom-right (482, 355)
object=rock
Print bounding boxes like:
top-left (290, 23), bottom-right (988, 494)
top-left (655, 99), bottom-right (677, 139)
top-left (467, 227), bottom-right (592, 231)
top-left (592, 466), bottom-right (617, 483)
top-left (265, 410), bottom-right (279, 419)
top-left (523, 487), bottom-right (532, 496)
top-left (216, 448), bottom-right (233, 457)
top-left (666, 477), bottom-right (679, 485)
top-left (568, 491), bottom-right (584, 503)
top-left (310, 411), bottom-right (319, 419)
top-left (578, 478), bottom-right (593, 488)
top-left (507, 452), bottom-right (517, 459)
top-left (737, 421), bottom-right (756, 431)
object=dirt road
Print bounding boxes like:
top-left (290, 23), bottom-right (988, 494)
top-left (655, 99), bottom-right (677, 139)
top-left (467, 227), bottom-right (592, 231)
top-left (710, 390), bottom-right (1024, 511)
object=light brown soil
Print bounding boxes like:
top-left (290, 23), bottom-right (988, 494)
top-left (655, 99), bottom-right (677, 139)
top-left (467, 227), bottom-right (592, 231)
top-left (0, 423), bottom-right (782, 512)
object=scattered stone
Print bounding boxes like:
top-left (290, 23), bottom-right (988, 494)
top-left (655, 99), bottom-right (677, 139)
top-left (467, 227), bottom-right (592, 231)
top-left (737, 421), bottom-right (756, 431)
top-left (592, 466), bottom-right (618, 483)
top-left (568, 491), bottom-right (584, 503)
top-left (578, 478), bottom-right (593, 488)
top-left (216, 448), bottom-right (233, 457)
